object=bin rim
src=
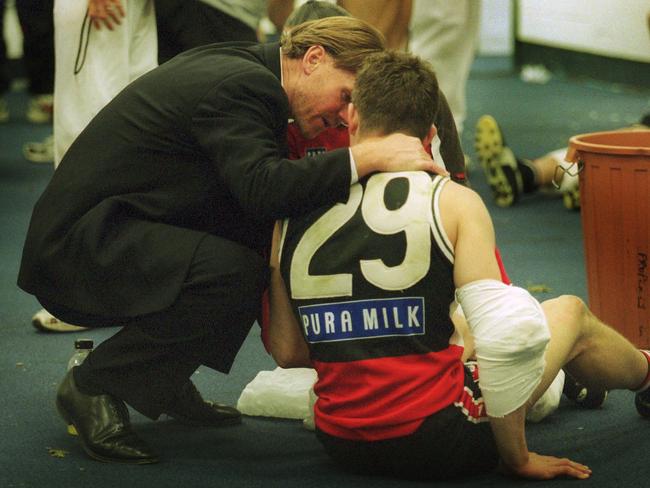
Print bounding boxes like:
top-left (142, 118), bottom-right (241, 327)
top-left (567, 129), bottom-right (650, 162)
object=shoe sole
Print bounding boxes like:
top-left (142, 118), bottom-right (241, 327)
top-left (23, 151), bottom-right (54, 164)
top-left (636, 392), bottom-right (650, 418)
top-left (26, 114), bottom-right (52, 124)
top-left (32, 316), bottom-right (89, 333)
top-left (474, 115), bottom-right (521, 207)
top-left (56, 398), bottom-right (159, 465)
top-left (563, 187), bottom-right (581, 210)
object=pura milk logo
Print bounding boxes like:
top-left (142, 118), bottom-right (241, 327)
top-left (298, 297), bottom-right (425, 343)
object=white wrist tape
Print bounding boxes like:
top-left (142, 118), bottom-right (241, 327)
top-left (456, 279), bottom-right (550, 417)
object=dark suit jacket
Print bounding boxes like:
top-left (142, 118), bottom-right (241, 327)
top-left (18, 42), bottom-right (351, 317)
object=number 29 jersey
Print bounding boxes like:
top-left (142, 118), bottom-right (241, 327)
top-left (279, 173), bottom-right (468, 441)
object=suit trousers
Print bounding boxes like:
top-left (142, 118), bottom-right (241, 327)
top-left (42, 233), bottom-right (268, 419)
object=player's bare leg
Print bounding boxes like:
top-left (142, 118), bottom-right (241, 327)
top-left (528, 295), bottom-right (648, 409)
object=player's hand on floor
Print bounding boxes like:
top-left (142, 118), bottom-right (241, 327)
top-left (500, 452), bottom-right (591, 480)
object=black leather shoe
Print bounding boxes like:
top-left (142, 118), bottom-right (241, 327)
top-left (636, 387), bottom-right (650, 418)
top-left (56, 369), bottom-right (158, 464)
top-left (562, 370), bottom-right (607, 408)
top-left (163, 380), bottom-right (242, 427)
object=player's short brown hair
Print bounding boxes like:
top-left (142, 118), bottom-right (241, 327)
top-left (352, 50), bottom-right (439, 139)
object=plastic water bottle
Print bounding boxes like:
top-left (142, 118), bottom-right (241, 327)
top-left (66, 339), bottom-right (93, 437)
top-left (67, 339), bottom-right (94, 371)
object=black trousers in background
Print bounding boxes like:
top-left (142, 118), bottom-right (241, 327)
top-left (42, 234), bottom-right (268, 419)
top-left (0, 0), bottom-right (54, 95)
top-left (154, 0), bottom-right (258, 65)
top-left (8, 0), bottom-right (55, 95)
top-left (0, 0), bottom-right (9, 94)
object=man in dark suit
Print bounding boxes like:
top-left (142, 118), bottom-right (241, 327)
top-left (18, 17), bottom-right (437, 464)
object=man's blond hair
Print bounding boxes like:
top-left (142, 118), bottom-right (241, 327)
top-left (281, 16), bottom-right (385, 73)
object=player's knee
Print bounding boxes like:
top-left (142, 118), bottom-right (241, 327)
top-left (548, 294), bottom-right (590, 339)
top-left (557, 294), bottom-right (587, 319)
top-left (232, 248), bottom-right (268, 297)
top-left (194, 235), bottom-right (269, 297)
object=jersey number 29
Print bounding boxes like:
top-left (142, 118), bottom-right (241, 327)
top-left (289, 172), bottom-right (433, 299)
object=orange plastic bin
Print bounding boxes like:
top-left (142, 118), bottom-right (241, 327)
top-left (566, 130), bottom-right (650, 348)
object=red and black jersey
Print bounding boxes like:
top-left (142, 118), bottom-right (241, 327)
top-left (286, 124), bottom-right (350, 159)
top-left (259, 121), bottom-right (508, 351)
top-left (279, 173), bottom-right (467, 441)
top-left (286, 123), bottom-right (441, 167)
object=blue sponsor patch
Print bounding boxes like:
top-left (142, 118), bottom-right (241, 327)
top-left (298, 297), bottom-right (425, 343)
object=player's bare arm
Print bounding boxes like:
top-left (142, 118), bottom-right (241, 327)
top-left (440, 181), bottom-right (591, 480)
top-left (268, 221), bottom-right (311, 368)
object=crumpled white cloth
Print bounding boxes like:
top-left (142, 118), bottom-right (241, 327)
top-left (526, 369), bottom-right (565, 423)
top-left (237, 367), bottom-right (317, 422)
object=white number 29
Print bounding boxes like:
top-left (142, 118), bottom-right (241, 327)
top-left (289, 172), bottom-right (432, 299)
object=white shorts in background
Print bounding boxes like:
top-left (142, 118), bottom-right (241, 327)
top-left (53, 0), bottom-right (158, 166)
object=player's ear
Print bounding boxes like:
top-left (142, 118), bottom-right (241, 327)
top-left (422, 124), bottom-right (437, 148)
top-left (347, 103), bottom-right (360, 136)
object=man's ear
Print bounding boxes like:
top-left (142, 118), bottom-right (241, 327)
top-left (422, 124), bottom-right (437, 148)
top-left (302, 45), bottom-right (326, 74)
top-left (347, 103), bottom-right (360, 137)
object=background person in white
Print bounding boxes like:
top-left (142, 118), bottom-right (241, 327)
top-left (408, 0), bottom-right (480, 136)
